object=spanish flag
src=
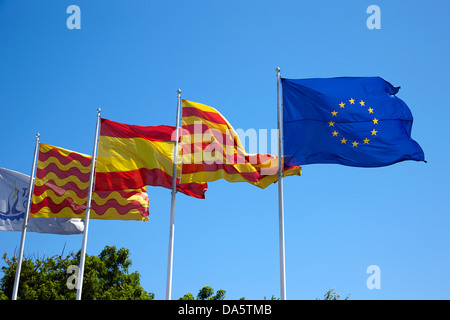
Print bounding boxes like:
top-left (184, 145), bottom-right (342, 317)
top-left (95, 119), bottom-right (207, 199)
top-left (30, 143), bottom-right (149, 221)
top-left (180, 99), bottom-right (301, 188)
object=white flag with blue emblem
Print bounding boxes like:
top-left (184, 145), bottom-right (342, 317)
top-left (0, 167), bottom-right (84, 234)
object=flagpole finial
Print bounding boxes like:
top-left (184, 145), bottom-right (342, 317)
top-left (97, 108), bottom-right (101, 114)
top-left (276, 67), bottom-right (281, 73)
top-left (177, 89), bottom-right (181, 95)
top-left (36, 133), bottom-right (40, 139)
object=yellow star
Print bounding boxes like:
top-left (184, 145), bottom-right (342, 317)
top-left (349, 98), bottom-right (355, 104)
top-left (352, 141), bottom-right (358, 147)
top-left (373, 118), bottom-right (379, 124)
top-left (368, 107), bottom-right (374, 114)
top-left (332, 130), bottom-right (339, 137)
top-left (359, 100), bottom-right (365, 106)
top-left (371, 129), bottom-right (378, 136)
top-left (331, 110), bottom-right (338, 117)
top-left (328, 121), bottom-right (335, 127)
top-left (363, 138), bottom-right (370, 144)
top-left (341, 138), bottom-right (347, 144)
top-left (339, 102), bottom-right (345, 108)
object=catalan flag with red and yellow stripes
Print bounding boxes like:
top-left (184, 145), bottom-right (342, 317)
top-left (95, 119), bottom-right (207, 199)
top-left (180, 99), bottom-right (301, 188)
top-left (30, 143), bottom-right (149, 221)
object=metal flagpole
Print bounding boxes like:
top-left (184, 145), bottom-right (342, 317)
top-left (76, 108), bottom-right (101, 300)
top-left (166, 89), bottom-right (182, 300)
top-left (276, 67), bottom-right (287, 300)
top-left (11, 133), bottom-right (40, 300)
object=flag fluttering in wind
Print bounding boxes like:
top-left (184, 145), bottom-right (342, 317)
top-left (0, 167), bottom-right (84, 234)
top-left (281, 77), bottom-right (425, 168)
top-left (180, 99), bottom-right (301, 187)
top-left (96, 119), bottom-right (208, 199)
top-left (30, 143), bottom-right (149, 220)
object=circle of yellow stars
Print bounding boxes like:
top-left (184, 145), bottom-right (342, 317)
top-left (328, 98), bottom-right (379, 148)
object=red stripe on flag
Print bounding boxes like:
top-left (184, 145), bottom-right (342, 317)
top-left (36, 163), bottom-right (90, 181)
top-left (91, 199), bottom-right (149, 217)
top-left (182, 107), bottom-right (228, 125)
top-left (30, 197), bottom-right (87, 215)
top-left (32, 183), bottom-right (88, 199)
top-left (182, 163), bottom-right (261, 183)
top-left (95, 168), bottom-right (207, 199)
top-left (39, 147), bottom-right (92, 167)
top-left (101, 118), bottom-right (176, 142)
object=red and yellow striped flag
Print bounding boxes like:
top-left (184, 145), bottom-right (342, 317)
top-left (30, 143), bottom-right (149, 221)
top-left (95, 119), bottom-right (207, 199)
top-left (180, 99), bottom-right (301, 188)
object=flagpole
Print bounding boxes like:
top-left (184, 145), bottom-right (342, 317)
top-left (76, 108), bottom-right (101, 300)
top-left (11, 133), bottom-right (40, 300)
top-left (166, 89), bottom-right (182, 300)
top-left (276, 67), bottom-right (287, 300)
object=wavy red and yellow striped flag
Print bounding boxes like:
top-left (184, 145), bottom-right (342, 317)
top-left (180, 99), bottom-right (301, 188)
top-left (30, 143), bottom-right (149, 221)
top-left (95, 119), bottom-right (207, 199)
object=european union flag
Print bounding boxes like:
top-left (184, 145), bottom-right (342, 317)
top-left (282, 77), bottom-right (425, 168)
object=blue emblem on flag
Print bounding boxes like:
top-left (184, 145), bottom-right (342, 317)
top-left (0, 169), bottom-right (29, 221)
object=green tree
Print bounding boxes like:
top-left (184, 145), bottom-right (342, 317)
top-left (179, 286), bottom-right (226, 300)
top-left (317, 288), bottom-right (351, 300)
top-left (0, 245), bottom-right (154, 300)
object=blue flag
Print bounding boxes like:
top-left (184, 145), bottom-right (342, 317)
top-left (282, 77), bottom-right (425, 168)
top-left (0, 167), bottom-right (84, 234)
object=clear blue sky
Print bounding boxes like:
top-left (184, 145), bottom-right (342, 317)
top-left (1, 0), bottom-right (449, 300)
